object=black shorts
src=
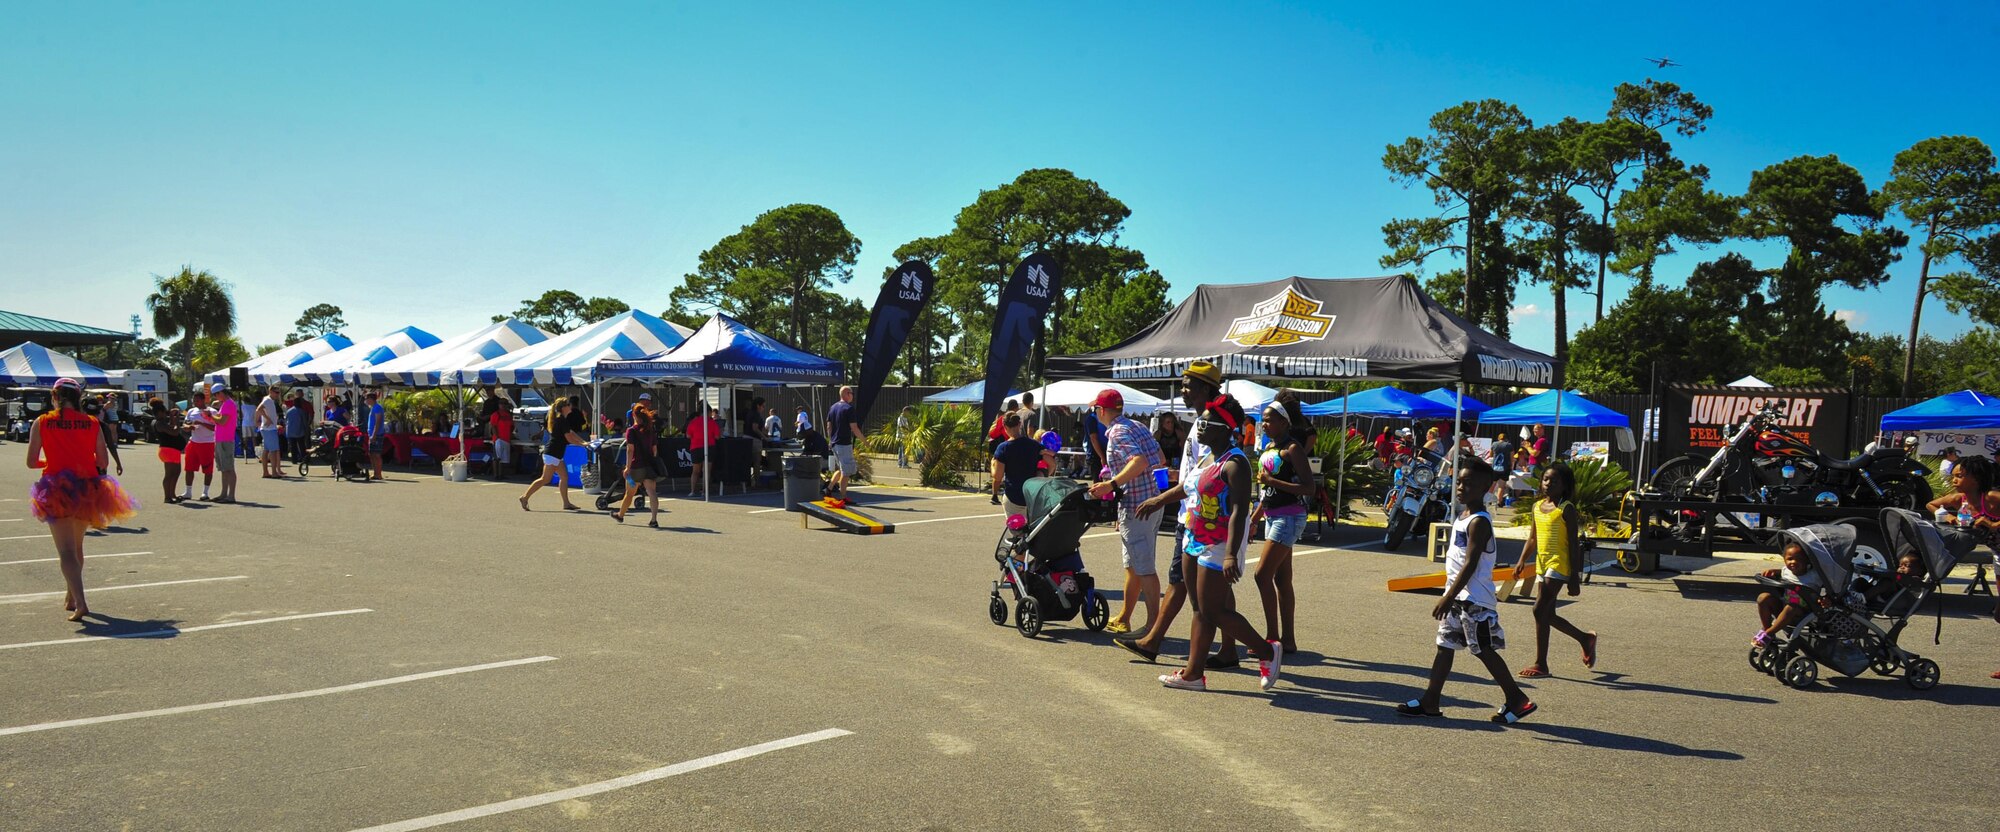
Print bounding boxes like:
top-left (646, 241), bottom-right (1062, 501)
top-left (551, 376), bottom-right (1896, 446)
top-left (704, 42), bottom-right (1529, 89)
top-left (687, 447), bottom-right (706, 464)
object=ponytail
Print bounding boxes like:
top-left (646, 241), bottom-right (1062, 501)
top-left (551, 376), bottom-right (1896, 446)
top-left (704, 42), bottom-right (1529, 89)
top-left (547, 398), bottom-right (568, 434)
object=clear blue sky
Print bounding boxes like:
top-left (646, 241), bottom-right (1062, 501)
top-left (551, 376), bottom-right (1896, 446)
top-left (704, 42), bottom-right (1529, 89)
top-left (4, 1), bottom-right (1996, 358)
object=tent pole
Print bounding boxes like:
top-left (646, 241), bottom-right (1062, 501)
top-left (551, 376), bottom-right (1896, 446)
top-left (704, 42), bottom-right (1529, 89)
top-left (1334, 382), bottom-right (1350, 531)
top-left (1553, 388), bottom-right (1564, 462)
top-left (1448, 382), bottom-right (1465, 519)
top-left (702, 376), bottom-right (711, 502)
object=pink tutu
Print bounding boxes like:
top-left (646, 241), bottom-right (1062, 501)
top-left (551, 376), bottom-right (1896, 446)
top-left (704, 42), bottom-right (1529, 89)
top-left (30, 470), bottom-right (140, 529)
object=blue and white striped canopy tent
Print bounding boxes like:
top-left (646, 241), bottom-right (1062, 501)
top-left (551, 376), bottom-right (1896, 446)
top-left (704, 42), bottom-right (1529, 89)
top-left (266, 326), bottom-right (442, 385)
top-left (0, 341), bottom-right (112, 386)
top-left (452, 310), bottom-right (687, 386)
top-left (353, 319), bottom-right (551, 387)
top-left (204, 332), bottom-right (353, 388)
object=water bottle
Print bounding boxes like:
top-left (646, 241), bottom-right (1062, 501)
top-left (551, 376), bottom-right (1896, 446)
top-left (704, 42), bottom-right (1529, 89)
top-left (1099, 465), bottom-right (1116, 500)
top-left (1959, 501), bottom-right (1974, 528)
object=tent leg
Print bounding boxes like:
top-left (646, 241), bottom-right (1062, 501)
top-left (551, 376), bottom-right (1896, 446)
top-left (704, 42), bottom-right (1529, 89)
top-left (702, 378), bottom-right (710, 502)
top-left (1333, 382), bottom-right (1350, 533)
top-left (1448, 383), bottom-right (1464, 519)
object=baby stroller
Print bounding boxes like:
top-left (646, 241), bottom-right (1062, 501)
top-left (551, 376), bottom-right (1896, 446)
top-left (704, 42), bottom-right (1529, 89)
top-left (592, 439), bottom-right (651, 512)
top-left (1749, 509), bottom-right (1972, 691)
top-left (331, 425), bottom-right (370, 482)
top-left (988, 477), bottom-right (1115, 638)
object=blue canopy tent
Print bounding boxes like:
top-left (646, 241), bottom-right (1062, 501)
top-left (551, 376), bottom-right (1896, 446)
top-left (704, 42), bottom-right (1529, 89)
top-left (923, 380), bottom-right (1019, 405)
top-left (1880, 390), bottom-right (2000, 431)
top-left (1304, 387), bottom-right (1457, 419)
top-left (1478, 389), bottom-right (1627, 427)
top-left (599, 314), bottom-right (845, 501)
top-left (1421, 387), bottom-right (1490, 415)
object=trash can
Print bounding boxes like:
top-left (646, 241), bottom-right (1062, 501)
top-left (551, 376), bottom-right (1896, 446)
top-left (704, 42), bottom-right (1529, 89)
top-left (549, 443), bottom-right (587, 488)
top-left (782, 453), bottom-right (823, 511)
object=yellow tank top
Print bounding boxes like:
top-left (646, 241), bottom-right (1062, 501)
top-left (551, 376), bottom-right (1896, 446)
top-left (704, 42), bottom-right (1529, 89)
top-left (1532, 498), bottom-right (1573, 577)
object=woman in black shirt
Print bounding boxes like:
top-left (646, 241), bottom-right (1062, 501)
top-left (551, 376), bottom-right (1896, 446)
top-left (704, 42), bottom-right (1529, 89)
top-left (519, 397), bottom-right (587, 511)
top-left (149, 398), bottom-right (188, 504)
top-left (612, 404), bottom-right (662, 527)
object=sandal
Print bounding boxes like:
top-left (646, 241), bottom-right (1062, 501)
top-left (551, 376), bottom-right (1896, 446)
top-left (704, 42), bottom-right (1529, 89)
top-left (1104, 621), bottom-right (1131, 634)
top-left (1517, 665), bottom-right (1550, 678)
top-left (648, 519), bottom-right (659, 528)
top-left (1491, 701), bottom-right (1537, 725)
top-left (1582, 633), bottom-right (1598, 669)
top-left (1204, 652), bottom-right (1242, 670)
top-left (1112, 638), bottom-right (1159, 664)
top-left (1396, 700), bottom-right (1442, 718)
top-left (611, 513), bottom-right (625, 524)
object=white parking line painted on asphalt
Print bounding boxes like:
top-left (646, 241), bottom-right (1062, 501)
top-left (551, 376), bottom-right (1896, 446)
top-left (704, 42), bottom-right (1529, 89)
top-left (0, 656), bottom-right (558, 737)
top-left (0, 609), bottom-right (373, 651)
top-left (895, 513), bottom-right (1005, 527)
top-left (0, 534), bottom-right (53, 541)
top-left (748, 507), bottom-right (789, 514)
top-left (0, 551), bottom-right (154, 566)
top-left (0, 518), bottom-right (22, 522)
top-left (347, 728), bottom-right (854, 832)
top-left (0, 576), bottom-right (248, 604)
top-left (1082, 531), bottom-right (1119, 541)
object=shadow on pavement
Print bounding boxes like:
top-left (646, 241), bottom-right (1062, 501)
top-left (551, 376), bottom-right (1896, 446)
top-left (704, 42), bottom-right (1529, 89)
top-left (1566, 671), bottom-right (1778, 705)
top-left (74, 614), bottom-right (184, 639)
top-left (1515, 722), bottom-right (1744, 759)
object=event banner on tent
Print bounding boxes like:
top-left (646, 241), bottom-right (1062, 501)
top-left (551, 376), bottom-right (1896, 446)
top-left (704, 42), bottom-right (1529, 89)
top-left (1659, 385), bottom-right (1850, 460)
top-left (852, 260), bottom-right (934, 423)
top-left (982, 252), bottom-right (1061, 426)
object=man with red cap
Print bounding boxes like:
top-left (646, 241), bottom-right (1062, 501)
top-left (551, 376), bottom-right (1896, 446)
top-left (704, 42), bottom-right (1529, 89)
top-left (1115, 360), bottom-right (1224, 662)
top-left (1088, 387), bottom-right (1166, 635)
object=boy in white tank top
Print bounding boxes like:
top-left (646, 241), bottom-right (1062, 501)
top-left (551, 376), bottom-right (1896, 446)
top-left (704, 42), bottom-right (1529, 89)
top-left (1397, 461), bottom-right (1537, 724)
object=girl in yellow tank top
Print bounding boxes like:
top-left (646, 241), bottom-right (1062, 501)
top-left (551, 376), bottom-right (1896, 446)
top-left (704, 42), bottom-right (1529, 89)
top-left (1514, 462), bottom-right (1597, 678)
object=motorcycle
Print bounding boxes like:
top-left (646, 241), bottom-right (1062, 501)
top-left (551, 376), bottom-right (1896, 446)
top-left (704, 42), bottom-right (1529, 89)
top-left (1648, 405), bottom-right (1931, 511)
top-left (1383, 448), bottom-right (1453, 550)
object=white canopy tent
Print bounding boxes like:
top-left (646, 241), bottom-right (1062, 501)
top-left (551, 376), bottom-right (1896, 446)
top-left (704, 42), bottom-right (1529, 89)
top-left (1014, 380), bottom-right (1165, 414)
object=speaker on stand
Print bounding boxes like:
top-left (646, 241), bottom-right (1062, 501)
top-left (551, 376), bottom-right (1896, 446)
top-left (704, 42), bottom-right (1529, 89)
top-left (229, 367), bottom-right (250, 391)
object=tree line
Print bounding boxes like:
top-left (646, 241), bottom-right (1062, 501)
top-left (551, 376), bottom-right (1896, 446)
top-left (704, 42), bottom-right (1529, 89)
top-left (1382, 80), bottom-right (2000, 397)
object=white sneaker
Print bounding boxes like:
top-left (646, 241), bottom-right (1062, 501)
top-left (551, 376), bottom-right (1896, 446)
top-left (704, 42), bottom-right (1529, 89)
top-left (1159, 670), bottom-right (1207, 692)
top-left (1259, 642), bottom-right (1284, 691)
top-left (200, 491), bottom-right (210, 501)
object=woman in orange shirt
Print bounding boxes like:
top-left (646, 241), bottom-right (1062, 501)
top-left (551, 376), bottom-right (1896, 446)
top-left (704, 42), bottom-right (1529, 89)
top-left (26, 378), bottom-right (139, 621)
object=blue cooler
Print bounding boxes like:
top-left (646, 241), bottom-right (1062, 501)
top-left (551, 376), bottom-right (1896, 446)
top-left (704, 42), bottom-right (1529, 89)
top-left (548, 444), bottom-right (588, 487)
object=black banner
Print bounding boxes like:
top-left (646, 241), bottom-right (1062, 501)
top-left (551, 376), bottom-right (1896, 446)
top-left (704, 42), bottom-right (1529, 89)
top-left (851, 260), bottom-right (934, 424)
top-left (1659, 385), bottom-right (1851, 461)
top-left (982, 252), bottom-right (1062, 427)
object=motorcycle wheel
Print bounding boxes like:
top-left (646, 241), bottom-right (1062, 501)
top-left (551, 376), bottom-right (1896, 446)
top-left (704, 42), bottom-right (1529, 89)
top-left (1384, 509), bottom-right (1412, 550)
top-left (1648, 455), bottom-right (1710, 499)
top-left (1872, 474), bottom-right (1931, 512)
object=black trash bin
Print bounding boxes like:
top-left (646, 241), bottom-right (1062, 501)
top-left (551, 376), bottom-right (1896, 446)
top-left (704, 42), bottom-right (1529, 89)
top-left (783, 453), bottom-right (823, 511)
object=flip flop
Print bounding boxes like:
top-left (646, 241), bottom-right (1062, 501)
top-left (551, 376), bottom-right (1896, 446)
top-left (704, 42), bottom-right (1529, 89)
top-left (1204, 653), bottom-right (1242, 670)
top-left (1582, 633), bottom-right (1598, 669)
top-left (1517, 666), bottom-right (1549, 678)
top-left (1112, 638), bottom-right (1159, 664)
top-left (1395, 700), bottom-right (1442, 718)
top-left (1491, 701), bottom-right (1537, 725)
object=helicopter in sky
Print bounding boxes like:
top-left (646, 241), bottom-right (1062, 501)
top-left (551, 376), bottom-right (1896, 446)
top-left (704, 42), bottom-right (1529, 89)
top-left (1646, 57), bottom-right (1683, 68)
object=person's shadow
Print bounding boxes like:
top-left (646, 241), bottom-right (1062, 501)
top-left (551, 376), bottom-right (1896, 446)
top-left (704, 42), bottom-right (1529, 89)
top-left (1564, 671), bottom-right (1778, 705)
top-left (73, 614), bottom-right (184, 640)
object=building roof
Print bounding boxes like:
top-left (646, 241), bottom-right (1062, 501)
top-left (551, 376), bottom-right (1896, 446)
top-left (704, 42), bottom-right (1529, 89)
top-left (0, 309), bottom-right (135, 349)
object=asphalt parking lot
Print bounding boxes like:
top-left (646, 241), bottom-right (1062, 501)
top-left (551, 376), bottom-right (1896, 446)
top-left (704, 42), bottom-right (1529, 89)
top-left (3, 452), bottom-right (1997, 831)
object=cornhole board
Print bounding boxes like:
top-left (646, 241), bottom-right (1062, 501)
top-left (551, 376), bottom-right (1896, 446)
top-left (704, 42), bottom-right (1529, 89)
top-left (1387, 565), bottom-right (1529, 593)
top-left (799, 499), bottom-right (895, 535)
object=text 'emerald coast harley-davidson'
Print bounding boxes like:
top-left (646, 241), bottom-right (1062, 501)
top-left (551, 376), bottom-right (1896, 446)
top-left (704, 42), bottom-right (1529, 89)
top-left (1647, 405), bottom-right (1931, 511)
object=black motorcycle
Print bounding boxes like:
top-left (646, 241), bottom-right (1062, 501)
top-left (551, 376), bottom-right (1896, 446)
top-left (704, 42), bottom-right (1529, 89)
top-left (1383, 448), bottom-right (1452, 550)
top-left (1649, 406), bottom-right (1931, 511)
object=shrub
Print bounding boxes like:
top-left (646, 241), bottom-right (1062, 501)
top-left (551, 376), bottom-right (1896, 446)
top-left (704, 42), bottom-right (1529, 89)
top-left (1315, 433), bottom-right (1391, 520)
top-left (1509, 457), bottom-right (1634, 530)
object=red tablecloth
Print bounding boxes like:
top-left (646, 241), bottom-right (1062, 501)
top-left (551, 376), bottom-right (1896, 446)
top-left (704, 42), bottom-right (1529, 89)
top-left (388, 434), bottom-right (489, 466)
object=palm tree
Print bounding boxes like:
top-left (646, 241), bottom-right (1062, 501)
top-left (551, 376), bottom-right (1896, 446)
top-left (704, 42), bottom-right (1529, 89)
top-left (145, 266), bottom-right (237, 387)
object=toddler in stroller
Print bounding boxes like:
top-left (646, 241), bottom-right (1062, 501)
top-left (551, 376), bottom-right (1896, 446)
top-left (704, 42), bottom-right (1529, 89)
top-left (988, 477), bottom-right (1114, 638)
top-left (1749, 510), bottom-right (1971, 690)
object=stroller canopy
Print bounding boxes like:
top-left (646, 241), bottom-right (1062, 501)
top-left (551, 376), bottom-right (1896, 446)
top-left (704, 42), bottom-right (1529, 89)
top-left (1881, 508), bottom-right (1972, 582)
top-left (1776, 524), bottom-right (1857, 591)
top-left (1021, 477), bottom-right (1091, 558)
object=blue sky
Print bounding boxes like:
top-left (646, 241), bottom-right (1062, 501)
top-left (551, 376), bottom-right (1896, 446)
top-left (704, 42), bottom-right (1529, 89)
top-left (4, 1), bottom-right (1997, 358)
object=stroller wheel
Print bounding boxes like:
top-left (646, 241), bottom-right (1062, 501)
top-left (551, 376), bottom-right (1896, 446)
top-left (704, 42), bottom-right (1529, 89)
top-left (1869, 655), bottom-right (1901, 676)
top-left (1748, 644), bottom-right (1773, 673)
top-left (1904, 658), bottom-right (1940, 691)
top-left (988, 595), bottom-right (1008, 626)
top-left (1015, 596), bottom-right (1043, 638)
top-left (1083, 593), bottom-right (1109, 632)
top-left (595, 493), bottom-right (614, 511)
top-left (1781, 654), bottom-right (1817, 689)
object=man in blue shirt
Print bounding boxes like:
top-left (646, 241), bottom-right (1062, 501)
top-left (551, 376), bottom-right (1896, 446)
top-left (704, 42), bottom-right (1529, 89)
top-left (824, 386), bottom-right (864, 506)
top-left (364, 391), bottom-right (387, 481)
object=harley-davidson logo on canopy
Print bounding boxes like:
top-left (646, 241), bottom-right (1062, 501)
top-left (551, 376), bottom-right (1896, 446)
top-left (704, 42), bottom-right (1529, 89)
top-left (1223, 288), bottom-right (1334, 348)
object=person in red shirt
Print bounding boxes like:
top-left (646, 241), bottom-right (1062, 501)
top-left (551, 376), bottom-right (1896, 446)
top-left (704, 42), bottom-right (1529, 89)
top-left (987, 397), bottom-right (1018, 505)
top-left (26, 378), bottom-right (138, 621)
top-left (686, 405), bottom-right (721, 499)
top-left (487, 394), bottom-right (515, 481)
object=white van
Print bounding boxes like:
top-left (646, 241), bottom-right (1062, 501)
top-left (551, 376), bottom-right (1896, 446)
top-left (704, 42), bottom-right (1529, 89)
top-left (106, 368), bottom-right (170, 395)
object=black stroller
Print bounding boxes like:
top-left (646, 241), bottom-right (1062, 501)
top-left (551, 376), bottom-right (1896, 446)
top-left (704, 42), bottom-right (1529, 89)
top-left (988, 477), bottom-right (1114, 638)
top-left (592, 439), bottom-right (651, 512)
top-left (1749, 509), bottom-right (1973, 690)
top-left (325, 425), bottom-right (369, 482)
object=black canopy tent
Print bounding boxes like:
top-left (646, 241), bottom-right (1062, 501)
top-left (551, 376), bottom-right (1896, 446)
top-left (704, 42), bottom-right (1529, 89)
top-left (1045, 275), bottom-right (1561, 522)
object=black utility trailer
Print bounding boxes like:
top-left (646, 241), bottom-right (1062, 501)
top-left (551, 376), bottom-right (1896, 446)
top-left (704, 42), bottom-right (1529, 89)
top-left (1628, 494), bottom-right (1901, 567)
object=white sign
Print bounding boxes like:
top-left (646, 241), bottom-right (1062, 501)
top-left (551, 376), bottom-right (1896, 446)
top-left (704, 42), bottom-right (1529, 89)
top-left (1568, 441), bottom-right (1610, 462)
top-left (1915, 430), bottom-right (2000, 458)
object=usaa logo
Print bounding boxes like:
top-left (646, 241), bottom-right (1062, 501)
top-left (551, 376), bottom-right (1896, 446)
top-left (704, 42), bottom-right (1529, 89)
top-left (1223, 288), bottom-right (1334, 348)
top-left (898, 270), bottom-right (925, 302)
top-left (1024, 264), bottom-right (1053, 299)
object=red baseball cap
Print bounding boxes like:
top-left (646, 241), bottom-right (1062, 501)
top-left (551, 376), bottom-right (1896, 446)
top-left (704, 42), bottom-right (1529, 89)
top-left (1092, 388), bottom-right (1123, 409)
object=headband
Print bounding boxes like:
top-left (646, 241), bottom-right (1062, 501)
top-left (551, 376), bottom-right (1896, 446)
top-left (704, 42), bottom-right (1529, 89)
top-left (1203, 395), bottom-right (1242, 431)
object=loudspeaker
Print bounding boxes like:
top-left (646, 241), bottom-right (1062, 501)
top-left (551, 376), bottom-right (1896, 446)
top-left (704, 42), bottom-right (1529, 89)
top-left (229, 367), bottom-right (250, 390)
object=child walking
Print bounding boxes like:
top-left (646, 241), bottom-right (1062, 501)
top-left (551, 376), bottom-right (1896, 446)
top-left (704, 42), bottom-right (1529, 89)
top-left (1399, 463), bottom-right (1536, 723)
top-left (1513, 462), bottom-right (1598, 677)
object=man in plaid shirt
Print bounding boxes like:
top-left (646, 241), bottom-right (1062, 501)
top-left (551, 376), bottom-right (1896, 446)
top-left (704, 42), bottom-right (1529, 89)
top-left (1087, 387), bottom-right (1166, 634)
